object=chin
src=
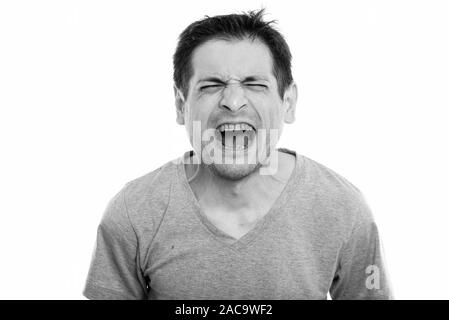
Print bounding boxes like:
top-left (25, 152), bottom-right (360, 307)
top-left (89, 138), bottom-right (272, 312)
top-left (208, 162), bottom-right (261, 181)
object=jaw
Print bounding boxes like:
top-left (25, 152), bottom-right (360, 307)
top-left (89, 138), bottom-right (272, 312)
top-left (207, 160), bottom-right (261, 181)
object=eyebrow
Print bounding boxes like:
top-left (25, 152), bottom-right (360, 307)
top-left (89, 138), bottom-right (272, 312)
top-left (196, 76), bottom-right (269, 84)
top-left (197, 77), bottom-right (227, 85)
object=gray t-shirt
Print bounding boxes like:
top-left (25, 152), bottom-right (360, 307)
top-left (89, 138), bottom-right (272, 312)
top-left (83, 149), bottom-right (393, 299)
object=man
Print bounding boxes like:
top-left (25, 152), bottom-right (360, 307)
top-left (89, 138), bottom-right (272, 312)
top-left (83, 10), bottom-right (393, 300)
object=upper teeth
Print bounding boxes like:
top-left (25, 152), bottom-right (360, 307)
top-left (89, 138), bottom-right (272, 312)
top-left (217, 123), bottom-right (254, 132)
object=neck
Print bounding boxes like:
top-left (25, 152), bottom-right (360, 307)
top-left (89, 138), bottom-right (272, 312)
top-left (186, 150), bottom-right (295, 211)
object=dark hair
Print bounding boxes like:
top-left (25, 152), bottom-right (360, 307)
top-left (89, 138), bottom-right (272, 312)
top-left (173, 9), bottom-right (293, 98)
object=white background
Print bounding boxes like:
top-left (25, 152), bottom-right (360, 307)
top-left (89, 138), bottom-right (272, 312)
top-left (0, 0), bottom-right (448, 299)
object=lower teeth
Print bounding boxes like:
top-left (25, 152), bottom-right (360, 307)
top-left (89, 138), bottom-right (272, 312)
top-left (220, 133), bottom-right (249, 150)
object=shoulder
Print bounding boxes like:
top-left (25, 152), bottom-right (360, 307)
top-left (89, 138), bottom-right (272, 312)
top-left (124, 159), bottom-right (178, 207)
top-left (296, 153), bottom-right (375, 234)
top-left (99, 157), bottom-right (181, 241)
top-left (300, 154), bottom-right (362, 199)
top-left (122, 158), bottom-right (180, 230)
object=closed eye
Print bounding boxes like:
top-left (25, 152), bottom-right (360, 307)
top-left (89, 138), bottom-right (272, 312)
top-left (200, 84), bottom-right (224, 92)
top-left (200, 85), bottom-right (222, 89)
top-left (199, 83), bottom-right (267, 93)
top-left (246, 83), bottom-right (267, 87)
top-left (245, 83), bottom-right (268, 90)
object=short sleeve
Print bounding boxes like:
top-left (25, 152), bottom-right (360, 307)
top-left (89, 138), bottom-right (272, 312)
top-left (329, 200), bottom-right (394, 300)
top-left (83, 186), bottom-right (148, 300)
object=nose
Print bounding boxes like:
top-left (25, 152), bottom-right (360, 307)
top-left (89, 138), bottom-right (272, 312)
top-left (219, 83), bottom-right (248, 112)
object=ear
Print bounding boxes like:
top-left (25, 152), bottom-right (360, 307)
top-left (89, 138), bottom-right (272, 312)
top-left (174, 86), bottom-right (186, 125)
top-left (282, 82), bottom-right (298, 124)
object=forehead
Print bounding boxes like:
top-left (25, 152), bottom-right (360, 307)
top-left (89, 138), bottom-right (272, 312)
top-left (190, 38), bottom-right (275, 81)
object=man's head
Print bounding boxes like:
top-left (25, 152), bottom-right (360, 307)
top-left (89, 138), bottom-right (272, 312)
top-left (173, 9), bottom-right (297, 180)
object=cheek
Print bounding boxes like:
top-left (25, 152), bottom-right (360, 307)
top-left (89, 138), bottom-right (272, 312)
top-left (270, 113), bottom-right (283, 130)
top-left (184, 102), bottom-right (215, 139)
top-left (251, 97), bottom-right (284, 128)
top-left (187, 97), bottom-right (217, 121)
top-left (184, 106), bottom-right (200, 124)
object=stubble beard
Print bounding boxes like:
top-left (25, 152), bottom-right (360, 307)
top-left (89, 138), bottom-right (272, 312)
top-left (207, 161), bottom-right (262, 181)
top-left (199, 138), bottom-right (273, 181)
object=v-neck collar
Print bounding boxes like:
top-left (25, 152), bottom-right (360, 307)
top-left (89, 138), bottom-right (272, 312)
top-left (176, 148), bottom-right (303, 251)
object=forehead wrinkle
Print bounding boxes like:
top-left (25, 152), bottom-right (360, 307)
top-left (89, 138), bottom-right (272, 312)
top-left (197, 75), bottom-right (269, 83)
top-left (190, 39), bottom-right (277, 87)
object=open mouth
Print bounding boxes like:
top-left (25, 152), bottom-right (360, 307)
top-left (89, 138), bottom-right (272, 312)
top-left (215, 122), bottom-right (256, 151)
